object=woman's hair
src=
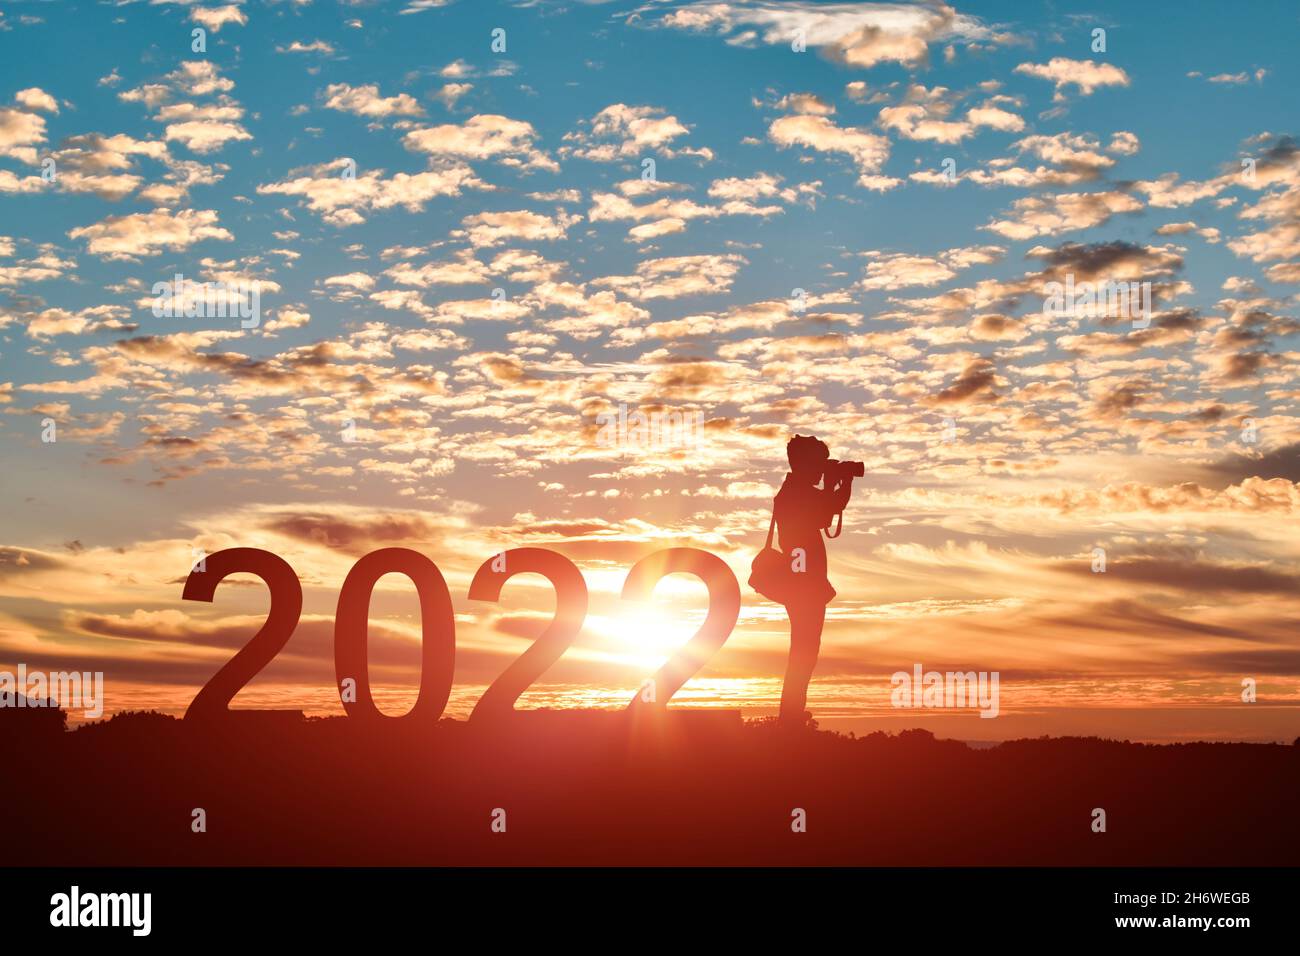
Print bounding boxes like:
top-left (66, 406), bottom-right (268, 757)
top-left (787, 433), bottom-right (829, 471)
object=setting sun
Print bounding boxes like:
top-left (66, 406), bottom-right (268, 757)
top-left (586, 609), bottom-right (702, 670)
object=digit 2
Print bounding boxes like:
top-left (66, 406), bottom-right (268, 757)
top-left (466, 548), bottom-right (588, 721)
top-left (621, 548), bottom-right (740, 710)
top-left (181, 547), bottom-right (302, 721)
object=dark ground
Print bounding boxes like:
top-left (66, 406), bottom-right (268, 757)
top-left (5, 707), bottom-right (1298, 866)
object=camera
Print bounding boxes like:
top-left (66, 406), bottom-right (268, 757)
top-left (823, 458), bottom-right (865, 484)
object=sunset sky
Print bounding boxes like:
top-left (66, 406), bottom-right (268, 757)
top-left (2, 0), bottom-right (1299, 742)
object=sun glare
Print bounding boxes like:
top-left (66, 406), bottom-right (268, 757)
top-left (587, 609), bottom-right (700, 669)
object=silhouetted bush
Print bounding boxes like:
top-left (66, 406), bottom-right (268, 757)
top-left (0, 695), bottom-right (67, 742)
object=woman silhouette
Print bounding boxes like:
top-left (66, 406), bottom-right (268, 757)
top-left (774, 434), bottom-right (854, 727)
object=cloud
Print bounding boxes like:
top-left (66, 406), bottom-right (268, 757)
top-left (1227, 138), bottom-right (1300, 267)
top-left (257, 508), bottom-right (449, 554)
top-left (1027, 477), bottom-right (1300, 518)
top-left (323, 272), bottom-right (376, 292)
top-left (23, 305), bottom-right (134, 340)
top-left (383, 250), bottom-right (491, 287)
top-left (651, 1), bottom-right (1000, 69)
top-left (930, 132), bottom-right (1123, 189)
top-left (927, 356), bottom-right (999, 406)
top-left (768, 113), bottom-right (895, 189)
top-left (611, 295), bottom-right (859, 344)
top-left (191, 5), bottom-right (247, 32)
top-left (41, 132), bottom-right (171, 201)
top-left (521, 281), bottom-right (649, 339)
top-left (707, 172), bottom-right (820, 204)
top-left (983, 190), bottom-right (1143, 239)
top-left (401, 0), bottom-right (457, 14)
top-left (861, 246), bottom-right (1004, 291)
top-left (1155, 220), bottom-right (1221, 244)
top-left (1028, 240), bottom-right (1184, 284)
top-left (14, 87), bottom-right (58, 113)
top-left (323, 83), bottom-right (424, 119)
top-left (457, 209), bottom-right (580, 248)
top-left (0, 168), bottom-right (47, 194)
top-left (0, 247), bottom-right (74, 287)
top-left (403, 114), bottom-right (556, 171)
top-left (1014, 58), bottom-right (1130, 99)
top-left (1193, 69), bottom-right (1268, 85)
top-left (257, 159), bottom-right (485, 226)
top-left (772, 92), bottom-right (835, 115)
top-left (68, 208), bottom-right (233, 259)
top-left (158, 103), bottom-right (252, 153)
top-left (588, 176), bottom-right (791, 240)
top-left (1134, 173), bottom-right (1229, 209)
top-left (937, 131), bottom-right (1130, 189)
top-left (277, 40), bottom-right (335, 55)
top-left (874, 87), bottom-right (1024, 144)
top-left (591, 254), bottom-right (747, 300)
top-left (119, 61), bottom-right (251, 155)
top-left (162, 61), bottom-right (233, 98)
top-left (0, 102), bottom-right (49, 162)
top-left (261, 305), bottom-right (310, 335)
top-left (563, 104), bottom-right (710, 161)
top-left (1012, 132), bottom-right (1118, 172)
top-left (432, 83), bottom-right (472, 109)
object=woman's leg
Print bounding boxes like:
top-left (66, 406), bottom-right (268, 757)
top-left (779, 600), bottom-right (826, 725)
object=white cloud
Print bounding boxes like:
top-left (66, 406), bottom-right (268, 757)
top-left (592, 254), bottom-right (747, 300)
top-left (0, 105), bottom-right (48, 162)
top-left (14, 87), bottom-right (58, 113)
top-left (563, 104), bottom-right (709, 161)
top-left (323, 83), bottom-right (424, 119)
top-left (861, 245), bottom-right (1004, 290)
top-left (191, 5), bottom-right (248, 32)
top-left (652, 1), bottom-right (999, 69)
top-left (404, 114), bottom-right (556, 171)
top-left (258, 159), bottom-right (486, 226)
top-left (278, 40), bottom-right (335, 55)
top-left (457, 210), bottom-right (580, 248)
top-left (983, 191), bottom-right (1142, 239)
top-left (1014, 58), bottom-right (1130, 99)
top-left (119, 62), bottom-right (251, 155)
top-left (768, 113), bottom-right (895, 189)
top-left (68, 208), bottom-right (233, 259)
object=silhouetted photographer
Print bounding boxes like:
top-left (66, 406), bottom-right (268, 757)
top-left (750, 435), bottom-right (861, 728)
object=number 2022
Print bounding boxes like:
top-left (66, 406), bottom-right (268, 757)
top-left (182, 546), bottom-right (741, 724)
